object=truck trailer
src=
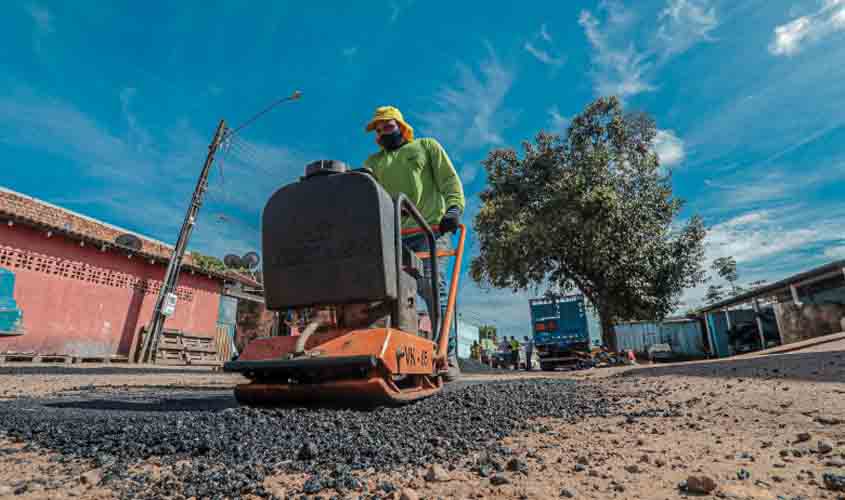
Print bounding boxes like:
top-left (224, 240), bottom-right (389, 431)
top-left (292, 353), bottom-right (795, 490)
top-left (529, 294), bottom-right (601, 371)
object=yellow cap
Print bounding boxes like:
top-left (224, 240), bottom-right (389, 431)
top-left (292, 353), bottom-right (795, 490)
top-left (365, 105), bottom-right (414, 142)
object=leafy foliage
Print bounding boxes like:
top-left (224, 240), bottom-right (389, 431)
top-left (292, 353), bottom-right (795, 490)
top-left (703, 255), bottom-right (768, 306)
top-left (712, 256), bottom-right (739, 293)
top-left (705, 284), bottom-right (726, 305)
top-left (191, 252), bottom-right (251, 274)
top-left (192, 252), bottom-right (227, 273)
top-left (470, 96), bottom-right (707, 349)
top-left (478, 325), bottom-right (498, 343)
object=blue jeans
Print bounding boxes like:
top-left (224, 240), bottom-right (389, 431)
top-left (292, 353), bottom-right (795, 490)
top-left (403, 233), bottom-right (457, 358)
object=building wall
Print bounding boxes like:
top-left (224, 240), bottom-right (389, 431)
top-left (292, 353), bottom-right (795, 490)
top-left (456, 319), bottom-right (479, 359)
top-left (0, 223), bottom-right (222, 356)
top-left (614, 320), bottom-right (706, 358)
top-left (774, 301), bottom-right (845, 344)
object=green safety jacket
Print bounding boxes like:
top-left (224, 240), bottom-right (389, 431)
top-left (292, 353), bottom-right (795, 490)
top-left (363, 138), bottom-right (465, 229)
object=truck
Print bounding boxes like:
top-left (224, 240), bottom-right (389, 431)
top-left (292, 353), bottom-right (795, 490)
top-left (529, 294), bottom-right (602, 371)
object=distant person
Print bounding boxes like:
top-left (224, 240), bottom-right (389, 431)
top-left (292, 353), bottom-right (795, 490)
top-left (470, 341), bottom-right (480, 360)
top-left (499, 336), bottom-right (510, 353)
top-left (523, 335), bottom-right (534, 371)
top-left (509, 336), bottom-right (520, 369)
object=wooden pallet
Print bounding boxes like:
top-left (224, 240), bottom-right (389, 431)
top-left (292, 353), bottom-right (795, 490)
top-left (131, 327), bottom-right (227, 366)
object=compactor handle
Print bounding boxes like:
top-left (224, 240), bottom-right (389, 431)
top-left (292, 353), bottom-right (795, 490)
top-left (400, 222), bottom-right (467, 360)
top-left (394, 195), bottom-right (440, 339)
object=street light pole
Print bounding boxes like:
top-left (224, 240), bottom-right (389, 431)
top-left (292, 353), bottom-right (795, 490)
top-left (139, 119), bottom-right (228, 363)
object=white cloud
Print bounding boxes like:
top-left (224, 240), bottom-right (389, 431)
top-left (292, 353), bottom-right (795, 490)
top-left (652, 129), bottom-right (685, 167)
top-left (523, 24), bottom-right (565, 68)
top-left (26, 3), bottom-right (54, 53)
top-left (540, 23), bottom-right (552, 42)
top-left (657, 0), bottom-right (718, 58)
top-left (680, 204), bottom-right (845, 309)
top-left (119, 87), bottom-right (152, 153)
top-left (524, 42), bottom-right (565, 67)
top-left (417, 43), bottom-right (515, 153)
top-left (601, 0), bottom-right (637, 27)
top-left (342, 47), bottom-right (358, 57)
top-left (769, 1), bottom-right (845, 56)
top-left (579, 9), bottom-right (655, 101)
top-left (389, 0), bottom-right (413, 23)
top-left (698, 158), bottom-right (845, 213)
top-left (546, 106), bottom-right (569, 135)
top-left (770, 16), bottom-right (814, 56)
top-left (579, 0), bottom-right (719, 100)
top-left (460, 163), bottom-right (480, 185)
top-left (458, 284), bottom-right (535, 339)
top-left (824, 245), bottom-right (845, 259)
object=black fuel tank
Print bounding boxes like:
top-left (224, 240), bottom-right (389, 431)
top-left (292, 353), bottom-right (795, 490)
top-left (261, 170), bottom-right (398, 310)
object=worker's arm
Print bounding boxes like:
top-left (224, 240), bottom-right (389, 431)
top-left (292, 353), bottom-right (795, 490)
top-left (424, 138), bottom-right (465, 213)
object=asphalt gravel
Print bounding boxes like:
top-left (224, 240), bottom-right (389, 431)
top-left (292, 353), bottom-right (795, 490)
top-left (0, 379), bottom-right (622, 499)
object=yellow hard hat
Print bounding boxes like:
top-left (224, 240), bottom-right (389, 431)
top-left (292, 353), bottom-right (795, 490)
top-left (365, 106), bottom-right (414, 142)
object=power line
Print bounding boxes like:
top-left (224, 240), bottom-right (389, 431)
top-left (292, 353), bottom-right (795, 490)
top-left (226, 140), bottom-right (286, 178)
top-left (224, 90), bottom-right (302, 139)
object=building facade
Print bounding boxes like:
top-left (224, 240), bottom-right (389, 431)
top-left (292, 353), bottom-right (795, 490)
top-left (0, 187), bottom-right (258, 358)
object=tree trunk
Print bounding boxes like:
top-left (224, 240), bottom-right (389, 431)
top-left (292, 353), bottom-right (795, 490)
top-left (598, 308), bottom-right (618, 353)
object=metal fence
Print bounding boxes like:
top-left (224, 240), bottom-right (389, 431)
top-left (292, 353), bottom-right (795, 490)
top-left (614, 320), bottom-right (706, 358)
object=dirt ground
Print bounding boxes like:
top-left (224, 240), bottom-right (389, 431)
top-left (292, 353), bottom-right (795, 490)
top-left (2, 339), bottom-right (844, 500)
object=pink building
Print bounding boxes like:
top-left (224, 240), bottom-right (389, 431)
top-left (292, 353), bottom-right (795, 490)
top-left (0, 186), bottom-right (258, 359)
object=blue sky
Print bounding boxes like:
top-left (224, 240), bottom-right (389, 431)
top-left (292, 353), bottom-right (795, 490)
top-left (3, 0), bottom-right (845, 336)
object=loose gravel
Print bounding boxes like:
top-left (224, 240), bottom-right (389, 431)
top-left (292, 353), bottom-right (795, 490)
top-left (0, 379), bottom-right (619, 499)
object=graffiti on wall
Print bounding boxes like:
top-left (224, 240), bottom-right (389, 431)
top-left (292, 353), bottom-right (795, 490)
top-left (0, 267), bottom-right (24, 335)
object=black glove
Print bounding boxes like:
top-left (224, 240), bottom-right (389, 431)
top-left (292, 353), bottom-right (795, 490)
top-left (439, 206), bottom-right (462, 234)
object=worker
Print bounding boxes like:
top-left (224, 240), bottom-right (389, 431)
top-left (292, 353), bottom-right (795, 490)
top-left (509, 336), bottom-right (520, 369)
top-left (470, 341), bottom-right (480, 361)
top-left (363, 106), bottom-right (466, 381)
top-left (523, 335), bottom-right (534, 371)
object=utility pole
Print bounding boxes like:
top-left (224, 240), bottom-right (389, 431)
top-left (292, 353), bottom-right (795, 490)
top-left (139, 119), bottom-right (227, 363)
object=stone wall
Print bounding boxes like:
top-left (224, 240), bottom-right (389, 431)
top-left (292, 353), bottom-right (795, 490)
top-left (774, 301), bottom-right (845, 344)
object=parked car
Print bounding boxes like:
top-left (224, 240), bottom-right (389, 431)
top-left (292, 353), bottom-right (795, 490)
top-left (490, 347), bottom-right (539, 369)
top-left (647, 343), bottom-right (673, 362)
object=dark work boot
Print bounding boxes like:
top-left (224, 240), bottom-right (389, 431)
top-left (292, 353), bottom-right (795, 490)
top-left (444, 353), bottom-right (461, 382)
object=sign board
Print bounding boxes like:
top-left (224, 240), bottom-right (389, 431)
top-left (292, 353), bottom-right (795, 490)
top-left (162, 292), bottom-right (178, 317)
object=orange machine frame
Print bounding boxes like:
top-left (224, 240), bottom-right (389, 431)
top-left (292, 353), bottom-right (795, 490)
top-left (402, 223), bottom-right (467, 367)
top-left (228, 224), bottom-right (466, 406)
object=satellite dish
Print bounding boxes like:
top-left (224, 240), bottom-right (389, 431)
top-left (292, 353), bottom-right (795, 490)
top-left (241, 251), bottom-right (260, 270)
top-left (223, 254), bottom-right (244, 269)
top-left (115, 233), bottom-right (142, 251)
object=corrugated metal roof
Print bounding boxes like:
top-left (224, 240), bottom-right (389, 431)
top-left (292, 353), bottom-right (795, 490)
top-left (0, 185), bottom-right (259, 288)
top-left (698, 259), bottom-right (845, 313)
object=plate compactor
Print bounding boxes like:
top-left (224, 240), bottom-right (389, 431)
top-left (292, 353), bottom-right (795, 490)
top-left (224, 160), bottom-right (465, 407)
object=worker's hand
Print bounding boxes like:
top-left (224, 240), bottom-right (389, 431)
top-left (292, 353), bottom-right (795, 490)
top-left (439, 206), bottom-right (461, 234)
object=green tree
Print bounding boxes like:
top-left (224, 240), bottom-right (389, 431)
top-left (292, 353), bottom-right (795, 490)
top-left (712, 256), bottom-right (739, 294)
top-left (470, 96), bottom-right (707, 351)
top-left (191, 252), bottom-right (227, 273)
top-left (478, 325), bottom-right (497, 343)
top-left (707, 256), bottom-right (768, 302)
top-left (704, 284), bottom-right (726, 306)
top-left (190, 252), bottom-right (252, 274)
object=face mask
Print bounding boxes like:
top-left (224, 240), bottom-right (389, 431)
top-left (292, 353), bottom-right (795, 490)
top-left (378, 129), bottom-right (405, 150)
